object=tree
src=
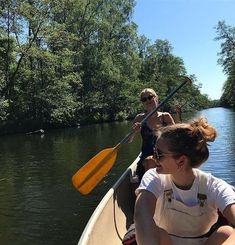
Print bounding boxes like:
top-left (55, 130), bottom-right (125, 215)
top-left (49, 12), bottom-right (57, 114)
top-left (215, 21), bottom-right (235, 75)
top-left (0, 0), bottom-right (214, 134)
top-left (215, 21), bottom-right (235, 107)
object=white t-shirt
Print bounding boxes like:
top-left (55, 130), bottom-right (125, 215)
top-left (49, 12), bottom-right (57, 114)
top-left (136, 168), bottom-right (235, 213)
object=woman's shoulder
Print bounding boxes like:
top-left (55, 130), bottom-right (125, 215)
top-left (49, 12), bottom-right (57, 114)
top-left (142, 168), bottom-right (165, 185)
top-left (195, 169), bottom-right (234, 193)
top-left (142, 170), bottom-right (168, 188)
top-left (137, 169), bottom-right (165, 197)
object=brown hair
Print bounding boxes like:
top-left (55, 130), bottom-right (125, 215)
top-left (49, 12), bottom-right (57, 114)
top-left (155, 117), bottom-right (217, 167)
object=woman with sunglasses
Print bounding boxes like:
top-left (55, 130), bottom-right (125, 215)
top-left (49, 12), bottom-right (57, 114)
top-left (130, 88), bottom-right (175, 181)
top-left (134, 117), bottom-right (235, 245)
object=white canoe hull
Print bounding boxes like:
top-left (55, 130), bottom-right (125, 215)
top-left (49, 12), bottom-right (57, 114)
top-left (78, 155), bottom-right (140, 245)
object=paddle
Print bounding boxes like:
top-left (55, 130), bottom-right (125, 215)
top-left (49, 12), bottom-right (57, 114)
top-left (72, 76), bottom-right (192, 195)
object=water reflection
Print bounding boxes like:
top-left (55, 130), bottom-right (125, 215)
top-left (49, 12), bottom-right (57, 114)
top-left (0, 107), bottom-right (234, 245)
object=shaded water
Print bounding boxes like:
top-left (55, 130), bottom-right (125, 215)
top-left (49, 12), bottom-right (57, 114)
top-left (0, 107), bottom-right (234, 245)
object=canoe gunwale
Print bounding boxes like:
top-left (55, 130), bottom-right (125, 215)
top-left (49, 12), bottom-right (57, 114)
top-left (78, 154), bottom-right (140, 245)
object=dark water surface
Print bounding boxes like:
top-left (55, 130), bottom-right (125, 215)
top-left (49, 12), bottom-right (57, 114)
top-left (0, 107), bottom-right (235, 245)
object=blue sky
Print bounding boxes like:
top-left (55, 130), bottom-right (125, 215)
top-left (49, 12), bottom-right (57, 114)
top-left (132, 0), bottom-right (235, 100)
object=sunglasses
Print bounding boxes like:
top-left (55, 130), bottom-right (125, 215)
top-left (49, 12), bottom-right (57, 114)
top-left (153, 147), bottom-right (164, 160)
top-left (153, 147), bottom-right (177, 160)
top-left (140, 95), bottom-right (154, 103)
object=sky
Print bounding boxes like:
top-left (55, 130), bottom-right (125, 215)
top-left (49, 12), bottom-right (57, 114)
top-left (132, 0), bottom-right (235, 100)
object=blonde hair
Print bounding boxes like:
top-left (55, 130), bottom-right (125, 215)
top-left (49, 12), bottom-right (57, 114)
top-left (140, 88), bottom-right (158, 101)
top-left (155, 117), bottom-right (217, 167)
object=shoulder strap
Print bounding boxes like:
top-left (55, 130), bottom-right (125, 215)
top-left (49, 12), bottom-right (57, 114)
top-left (164, 175), bottom-right (173, 202)
top-left (195, 169), bottom-right (208, 206)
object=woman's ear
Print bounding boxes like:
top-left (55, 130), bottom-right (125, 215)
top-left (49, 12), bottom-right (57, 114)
top-left (176, 155), bottom-right (188, 169)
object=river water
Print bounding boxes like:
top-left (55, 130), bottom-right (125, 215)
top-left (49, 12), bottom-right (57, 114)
top-left (0, 107), bottom-right (235, 245)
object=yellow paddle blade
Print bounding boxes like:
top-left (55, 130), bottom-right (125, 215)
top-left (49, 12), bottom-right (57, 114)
top-left (72, 146), bottom-right (119, 195)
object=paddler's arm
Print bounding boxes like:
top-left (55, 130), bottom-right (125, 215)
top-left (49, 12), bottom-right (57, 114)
top-left (134, 190), bottom-right (161, 245)
top-left (163, 112), bottom-right (175, 125)
top-left (223, 203), bottom-right (235, 227)
top-left (222, 203), bottom-right (235, 245)
top-left (128, 114), bottom-right (143, 143)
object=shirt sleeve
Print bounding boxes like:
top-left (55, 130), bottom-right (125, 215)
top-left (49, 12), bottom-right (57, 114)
top-left (135, 168), bottom-right (164, 198)
top-left (208, 175), bottom-right (235, 212)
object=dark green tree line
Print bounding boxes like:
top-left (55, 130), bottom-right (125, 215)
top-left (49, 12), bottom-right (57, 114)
top-left (0, 0), bottom-right (211, 134)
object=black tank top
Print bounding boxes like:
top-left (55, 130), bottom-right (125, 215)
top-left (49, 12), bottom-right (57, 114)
top-left (140, 122), bottom-right (156, 159)
top-left (140, 113), bottom-right (166, 160)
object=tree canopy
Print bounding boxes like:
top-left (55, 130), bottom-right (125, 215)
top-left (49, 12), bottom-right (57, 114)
top-left (0, 0), bottom-right (213, 134)
top-left (215, 21), bottom-right (235, 107)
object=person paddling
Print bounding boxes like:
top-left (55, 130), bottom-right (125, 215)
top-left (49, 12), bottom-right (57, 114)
top-left (129, 88), bottom-right (175, 181)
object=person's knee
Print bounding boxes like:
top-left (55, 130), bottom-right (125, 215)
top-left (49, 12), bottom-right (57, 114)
top-left (217, 225), bottom-right (234, 238)
top-left (206, 225), bottom-right (234, 244)
top-left (143, 156), bottom-right (157, 171)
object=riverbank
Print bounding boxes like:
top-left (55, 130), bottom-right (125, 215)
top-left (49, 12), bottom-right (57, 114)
top-left (0, 108), bottom-right (191, 136)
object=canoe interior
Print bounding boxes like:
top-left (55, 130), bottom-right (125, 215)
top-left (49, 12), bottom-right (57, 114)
top-left (78, 156), bottom-right (140, 245)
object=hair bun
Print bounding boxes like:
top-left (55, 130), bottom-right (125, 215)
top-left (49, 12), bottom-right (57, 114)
top-left (190, 117), bottom-right (217, 150)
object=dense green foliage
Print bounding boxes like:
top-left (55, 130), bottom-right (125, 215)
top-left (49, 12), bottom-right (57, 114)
top-left (215, 21), bottom-right (235, 107)
top-left (0, 0), bottom-right (212, 134)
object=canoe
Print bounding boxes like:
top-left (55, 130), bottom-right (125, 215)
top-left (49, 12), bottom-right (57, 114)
top-left (78, 155), bottom-right (140, 245)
